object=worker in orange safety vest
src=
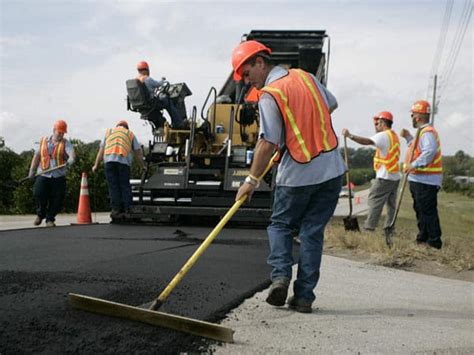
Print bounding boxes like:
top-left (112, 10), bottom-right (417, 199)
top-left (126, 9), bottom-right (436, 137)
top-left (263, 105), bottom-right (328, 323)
top-left (342, 111), bottom-right (401, 231)
top-left (28, 119), bottom-right (75, 227)
top-left (92, 120), bottom-right (146, 220)
top-left (400, 100), bottom-right (443, 249)
top-left (232, 40), bottom-right (345, 313)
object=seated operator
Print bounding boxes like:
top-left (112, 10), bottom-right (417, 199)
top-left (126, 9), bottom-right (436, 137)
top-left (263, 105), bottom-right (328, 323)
top-left (136, 60), bottom-right (185, 129)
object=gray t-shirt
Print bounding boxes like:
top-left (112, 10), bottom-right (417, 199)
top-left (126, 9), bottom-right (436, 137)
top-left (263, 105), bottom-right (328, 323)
top-left (259, 66), bottom-right (346, 187)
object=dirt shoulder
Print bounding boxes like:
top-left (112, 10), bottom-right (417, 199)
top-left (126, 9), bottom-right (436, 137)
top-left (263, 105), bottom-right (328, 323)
top-left (324, 246), bottom-right (474, 283)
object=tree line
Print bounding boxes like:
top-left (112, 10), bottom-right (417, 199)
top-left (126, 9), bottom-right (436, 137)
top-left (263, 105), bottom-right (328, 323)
top-left (0, 138), bottom-right (472, 214)
top-left (0, 139), bottom-right (142, 214)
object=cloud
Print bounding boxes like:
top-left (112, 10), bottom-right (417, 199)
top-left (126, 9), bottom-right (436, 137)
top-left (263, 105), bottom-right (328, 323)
top-left (0, 35), bottom-right (35, 47)
top-left (0, 1), bottom-right (472, 156)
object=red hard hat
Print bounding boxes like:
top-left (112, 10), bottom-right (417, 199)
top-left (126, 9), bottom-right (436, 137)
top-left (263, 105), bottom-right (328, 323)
top-left (411, 100), bottom-right (431, 114)
top-left (136, 61), bottom-right (149, 70)
top-left (54, 119), bottom-right (68, 133)
top-left (231, 40), bottom-right (271, 81)
top-left (116, 120), bottom-right (129, 129)
top-left (373, 111), bottom-right (393, 122)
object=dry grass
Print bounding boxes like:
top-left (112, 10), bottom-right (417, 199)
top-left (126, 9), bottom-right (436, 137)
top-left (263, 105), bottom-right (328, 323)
top-left (326, 191), bottom-right (474, 272)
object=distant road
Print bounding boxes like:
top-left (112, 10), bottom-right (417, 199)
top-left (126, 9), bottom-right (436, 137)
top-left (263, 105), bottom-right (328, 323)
top-left (0, 189), bottom-right (370, 231)
top-left (334, 189), bottom-right (370, 217)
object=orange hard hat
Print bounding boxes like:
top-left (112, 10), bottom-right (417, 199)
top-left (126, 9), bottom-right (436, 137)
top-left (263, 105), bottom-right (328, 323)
top-left (136, 61), bottom-right (149, 70)
top-left (116, 120), bottom-right (129, 129)
top-left (231, 40), bottom-right (271, 81)
top-left (411, 100), bottom-right (430, 114)
top-left (54, 119), bottom-right (68, 133)
top-left (373, 111), bottom-right (393, 122)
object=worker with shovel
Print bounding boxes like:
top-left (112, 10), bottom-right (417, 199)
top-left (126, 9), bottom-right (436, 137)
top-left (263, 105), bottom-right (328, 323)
top-left (400, 100), bottom-right (443, 249)
top-left (342, 111), bottom-right (401, 232)
top-left (233, 40), bottom-right (345, 313)
top-left (28, 120), bottom-right (75, 227)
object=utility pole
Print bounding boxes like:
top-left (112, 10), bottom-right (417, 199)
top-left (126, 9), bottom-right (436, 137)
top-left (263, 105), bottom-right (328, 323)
top-left (431, 74), bottom-right (437, 126)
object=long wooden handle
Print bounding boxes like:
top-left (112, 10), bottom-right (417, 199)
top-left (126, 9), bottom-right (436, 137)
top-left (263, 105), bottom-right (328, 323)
top-left (343, 136), bottom-right (354, 217)
top-left (19, 164), bottom-right (67, 183)
top-left (388, 128), bottom-right (422, 228)
top-left (149, 151), bottom-right (278, 310)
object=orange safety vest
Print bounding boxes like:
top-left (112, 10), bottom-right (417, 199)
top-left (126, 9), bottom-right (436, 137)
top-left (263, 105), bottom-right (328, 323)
top-left (104, 127), bottom-right (135, 157)
top-left (405, 125), bottom-right (442, 175)
top-left (245, 86), bottom-right (262, 103)
top-left (373, 129), bottom-right (400, 173)
top-left (261, 69), bottom-right (338, 163)
top-left (39, 137), bottom-right (66, 170)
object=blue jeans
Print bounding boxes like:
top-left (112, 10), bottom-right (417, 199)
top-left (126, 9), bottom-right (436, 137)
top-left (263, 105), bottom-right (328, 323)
top-left (156, 96), bottom-right (184, 128)
top-left (104, 162), bottom-right (132, 212)
top-left (267, 175), bottom-right (342, 303)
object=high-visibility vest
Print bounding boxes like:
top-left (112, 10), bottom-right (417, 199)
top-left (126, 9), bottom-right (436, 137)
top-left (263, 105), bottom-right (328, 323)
top-left (373, 129), bottom-right (400, 173)
top-left (39, 137), bottom-right (66, 170)
top-left (405, 125), bottom-right (442, 175)
top-left (245, 87), bottom-right (261, 103)
top-left (261, 69), bottom-right (338, 163)
top-left (104, 127), bottom-right (135, 157)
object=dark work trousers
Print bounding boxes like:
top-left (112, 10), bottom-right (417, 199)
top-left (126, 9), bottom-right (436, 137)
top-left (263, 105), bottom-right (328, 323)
top-left (33, 176), bottom-right (66, 223)
top-left (409, 181), bottom-right (442, 249)
top-left (104, 162), bottom-right (132, 213)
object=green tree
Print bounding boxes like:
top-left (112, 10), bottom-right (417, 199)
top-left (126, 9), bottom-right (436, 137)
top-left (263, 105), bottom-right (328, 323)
top-left (0, 148), bottom-right (22, 212)
top-left (12, 150), bottom-right (36, 214)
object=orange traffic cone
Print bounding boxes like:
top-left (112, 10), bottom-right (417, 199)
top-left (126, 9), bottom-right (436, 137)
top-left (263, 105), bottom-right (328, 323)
top-left (76, 172), bottom-right (92, 224)
top-left (355, 196), bottom-right (361, 205)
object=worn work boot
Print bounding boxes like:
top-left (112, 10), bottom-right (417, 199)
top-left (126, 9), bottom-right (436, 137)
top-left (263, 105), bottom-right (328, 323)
top-left (266, 277), bottom-right (290, 307)
top-left (34, 216), bottom-right (43, 226)
top-left (287, 296), bottom-right (313, 313)
top-left (46, 221), bottom-right (56, 227)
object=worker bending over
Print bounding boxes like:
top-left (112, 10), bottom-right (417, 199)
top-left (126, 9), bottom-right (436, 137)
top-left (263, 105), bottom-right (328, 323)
top-left (28, 120), bottom-right (75, 227)
top-left (342, 111), bottom-right (401, 231)
top-left (232, 40), bottom-right (345, 313)
top-left (401, 100), bottom-right (443, 249)
top-left (92, 120), bottom-right (146, 219)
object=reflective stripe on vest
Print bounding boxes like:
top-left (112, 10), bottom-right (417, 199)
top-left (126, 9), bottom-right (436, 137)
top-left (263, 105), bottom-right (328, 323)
top-left (40, 137), bottom-right (66, 170)
top-left (405, 126), bottom-right (442, 175)
top-left (104, 127), bottom-right (134, 157)
top-left (373, 130), bottom-right (400, 173)
top-left (261, 69), bottom-right (338, 163)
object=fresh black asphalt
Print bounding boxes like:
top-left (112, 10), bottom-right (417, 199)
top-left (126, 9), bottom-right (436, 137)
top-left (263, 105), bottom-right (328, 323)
top-left (0, 224), bottom-right (298, 353)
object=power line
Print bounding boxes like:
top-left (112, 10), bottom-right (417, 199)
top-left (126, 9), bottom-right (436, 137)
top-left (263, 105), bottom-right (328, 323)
top-left (437, 0), bottom-right (472, 102)
top-left (427, 0), bottom-right (454, 97)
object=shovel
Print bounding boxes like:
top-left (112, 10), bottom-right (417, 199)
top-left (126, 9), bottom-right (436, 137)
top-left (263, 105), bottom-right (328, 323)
top-left (14, 164), bottom-right (68, 186)
top-left (384, 128), bottom-right (422, 247)
top-left (343, 136), bottom-right (360, 231)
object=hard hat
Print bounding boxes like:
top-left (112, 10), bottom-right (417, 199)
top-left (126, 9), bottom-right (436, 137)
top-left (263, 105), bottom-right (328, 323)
top-left (373, 111), bottom-right (393, 122)
top-left (136, 61), bottom-right (149, 70)
top-left (231, 40), bottom-right (271, 81)
top-left (116, 120), bottom-right (129, 129)
top-left (411, 100), bottom-right (431, 114)
top-left (54, 119), bottom-right (68, 133)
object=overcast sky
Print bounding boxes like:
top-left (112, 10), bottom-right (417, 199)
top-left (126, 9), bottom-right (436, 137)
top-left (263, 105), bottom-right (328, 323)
top-left (1, 0), bottom-right (472, 156)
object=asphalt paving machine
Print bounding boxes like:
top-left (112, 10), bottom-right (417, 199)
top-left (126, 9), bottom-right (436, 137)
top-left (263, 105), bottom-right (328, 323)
top-left (123, 30), bottom-right (331, 224)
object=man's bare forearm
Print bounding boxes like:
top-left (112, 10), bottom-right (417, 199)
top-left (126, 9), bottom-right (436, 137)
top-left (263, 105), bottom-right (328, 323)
top-left (249, 138), bottom-right (276, 179)
top-left (348, 134), bottom-right (374, 146)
